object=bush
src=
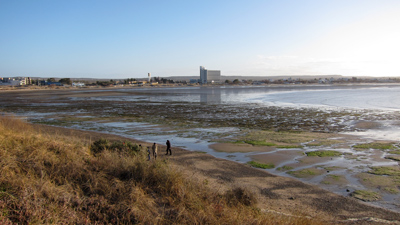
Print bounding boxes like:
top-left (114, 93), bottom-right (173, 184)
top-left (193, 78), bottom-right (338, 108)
top-left (90, 138), bottom-right (110, 155)
top-left (225, 187), bottom-right (257, 206)
top-left (90, 139), bottom-right (140, 156)
top-left (110, 140), bottom-right (140, 155)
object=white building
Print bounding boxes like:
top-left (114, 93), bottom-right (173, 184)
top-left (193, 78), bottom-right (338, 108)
top-left (0, 77), bottom-right (28, 86)
top-left (72, 82), bottom-right (85, 87)
top-left (200, 66), bottom-right (221, 84)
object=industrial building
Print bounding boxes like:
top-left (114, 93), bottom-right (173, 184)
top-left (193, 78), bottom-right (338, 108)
top-left (200, 66), bottom-right (221, 84)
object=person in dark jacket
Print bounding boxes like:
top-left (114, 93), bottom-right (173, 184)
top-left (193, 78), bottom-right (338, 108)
top-left (165, 140), bottom-right (172, 155)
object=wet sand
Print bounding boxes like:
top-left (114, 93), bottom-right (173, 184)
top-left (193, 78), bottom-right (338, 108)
top-left (210, 137), bottom-right (400, 214)
top-left (248, 149), bottom-right (304, 167)
top-left (210, 142), bottom-right (276, 153)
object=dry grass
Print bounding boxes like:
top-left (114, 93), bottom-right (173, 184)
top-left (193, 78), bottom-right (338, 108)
top-left (0, 116), bottom-right (325, 224)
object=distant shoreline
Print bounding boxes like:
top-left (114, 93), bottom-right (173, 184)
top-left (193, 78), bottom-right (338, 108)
top-left (2, 82), bottom-right (400, 92)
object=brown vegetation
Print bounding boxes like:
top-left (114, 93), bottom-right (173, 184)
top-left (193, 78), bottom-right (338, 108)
top-left (0, 116), bottom-right (324, 224)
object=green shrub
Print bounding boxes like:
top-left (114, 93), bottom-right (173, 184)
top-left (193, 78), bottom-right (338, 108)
top-left (353, 142), bottom-right (396, 150)
top-left (277, 165), bottom-right (293, 171)
top-left (244, 140), bottom-right (276, 146)
top-left (350, 190), bottom-right (381, 202)
top-left (306, 150), bottom-right (341, 157)
top-left (110, 140), bottom-right (139, 155)
top-left (247, 161), bottom-right (274, 169)
top-left (287, 168), bottom-right (325, 178)
top-left (276, 145), bottom-right (302, 149)
top-left (90, 138), bottom-right (110, 155)
top-left (90, 139), bottom-right (139, 156)
top-left (389, 149), bottom-right (400, 155)
top-left (368, 166), bottom-right (400, 177)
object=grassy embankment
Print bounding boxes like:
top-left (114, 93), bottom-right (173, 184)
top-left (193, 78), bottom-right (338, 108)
top-left (0, 116), bottom-right (324, 224)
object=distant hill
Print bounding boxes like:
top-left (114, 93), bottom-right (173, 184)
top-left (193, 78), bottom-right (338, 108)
top-left (168, 75), bottom-right (348, 82)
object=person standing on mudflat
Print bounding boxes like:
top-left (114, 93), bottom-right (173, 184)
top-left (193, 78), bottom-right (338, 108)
top-left (166, 140), bottom-right (172, 155)
top-left (152, 143), bottom-right (158, 160)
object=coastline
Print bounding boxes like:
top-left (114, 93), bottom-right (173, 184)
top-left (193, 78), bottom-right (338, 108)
top-left (2, 85), bottom-right (400, 222)
top-left (2, 82), bottom-right (400, 90)
top-left (31, 123), bottom-right (400, 223)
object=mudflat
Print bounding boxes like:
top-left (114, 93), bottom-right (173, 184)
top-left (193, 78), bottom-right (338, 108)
top-left (33, 124), bottom-right (400, 224)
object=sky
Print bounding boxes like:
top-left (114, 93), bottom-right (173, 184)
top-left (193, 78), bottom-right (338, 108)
top-left (1, 0), bottom-right (400, 79)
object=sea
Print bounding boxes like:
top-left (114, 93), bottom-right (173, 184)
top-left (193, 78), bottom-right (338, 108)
top-left (126, 84), bottom-right (400, 111)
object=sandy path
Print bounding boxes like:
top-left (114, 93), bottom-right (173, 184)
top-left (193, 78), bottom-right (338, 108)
top-left (34, 124), bottom-right (400, 224)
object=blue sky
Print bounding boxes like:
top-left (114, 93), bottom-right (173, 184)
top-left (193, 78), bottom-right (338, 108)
top-left (1, 0), bottom-right (400, 79)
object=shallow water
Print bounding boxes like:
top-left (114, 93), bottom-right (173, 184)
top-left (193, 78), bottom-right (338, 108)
top-left (343, 120), bottom-right (400, 142)
top-left (246, 86), bottom-right (400, 111)
top-left (110, 85), bottom-right (400, 111)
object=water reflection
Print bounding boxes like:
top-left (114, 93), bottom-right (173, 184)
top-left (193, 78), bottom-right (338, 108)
top-left (132, 85), bottom-right (400, 110)
top-left (200, 88), bottom-right (221, 103)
